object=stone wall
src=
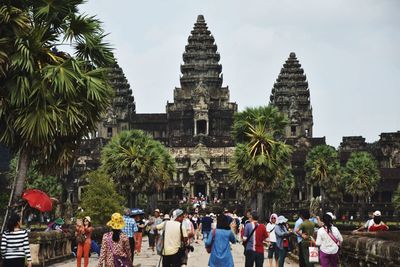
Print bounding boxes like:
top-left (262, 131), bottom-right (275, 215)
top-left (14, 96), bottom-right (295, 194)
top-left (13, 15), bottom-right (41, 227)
top-left (340, 232), bottom-right (400, 266)
top-left (0, 227), bottom-right (107, 267)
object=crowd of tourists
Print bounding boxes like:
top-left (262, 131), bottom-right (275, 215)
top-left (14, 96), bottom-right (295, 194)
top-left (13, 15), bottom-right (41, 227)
top-left (0, 208), bottom-right (389, 267)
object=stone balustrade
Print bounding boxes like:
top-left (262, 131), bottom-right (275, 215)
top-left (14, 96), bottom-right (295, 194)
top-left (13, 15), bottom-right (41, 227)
top-left (340, 232), bottom-right (400, 266)
top-left (0, 226), bottom-right (107, 267)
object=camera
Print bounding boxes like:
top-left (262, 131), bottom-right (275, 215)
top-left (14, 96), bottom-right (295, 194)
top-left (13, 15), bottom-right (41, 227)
top-left (186, 245), bottom-right (194, 252)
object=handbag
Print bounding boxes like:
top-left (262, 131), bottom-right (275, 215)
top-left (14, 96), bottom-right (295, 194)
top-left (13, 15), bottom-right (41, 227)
top-left (308, 238), bottom-right (319, 263)
top-left (205, 229), bottom-right (216, 253)
top-left (243, 223), bottom-right (258, 254)
top-left (107, 233), bottom-right (133, 267)
top-left (76, 232), bottom-right (86, 244)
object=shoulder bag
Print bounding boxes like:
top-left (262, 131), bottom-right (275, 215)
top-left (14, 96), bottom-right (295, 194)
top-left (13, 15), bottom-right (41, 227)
top-left (243, 223), bottom-right (258, 254)
top-left (325, 227), bottom-right (341, 247)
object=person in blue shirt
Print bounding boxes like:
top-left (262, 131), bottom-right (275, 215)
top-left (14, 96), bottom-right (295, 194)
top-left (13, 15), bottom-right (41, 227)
top-left (294, 212), bottom-right (305, 267)
top-left (121, 208), bottom-right (138, 262)
top-left (205, 214), bottom-right (236, 267)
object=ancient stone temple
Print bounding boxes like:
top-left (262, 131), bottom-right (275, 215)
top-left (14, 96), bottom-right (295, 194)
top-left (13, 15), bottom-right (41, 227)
top-left (35, 15), bottom-right (398, 217)
top-left (269, 52), bottom-right (326, 210)
top-left (132, 15), bottom-right (238, 207)
top-left (270, 52), bottom-right (313, 138)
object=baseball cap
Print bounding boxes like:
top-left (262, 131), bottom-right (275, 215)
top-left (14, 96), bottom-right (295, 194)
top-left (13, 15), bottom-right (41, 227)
top-left (172, 209), bottom-right (184, 220)
top-left (373, 210), bottom-right (381, 217)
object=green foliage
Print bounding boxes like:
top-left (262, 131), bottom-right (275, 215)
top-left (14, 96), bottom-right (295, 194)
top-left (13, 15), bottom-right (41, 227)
top-left (305, 145), bottom-right (342, 207)
top-left (9, 156), bottom-right (62, 197)
top-left (79, 171), bottom-right (125, 225)
top-left (343, 151), bottom-right (380, 199)
top-left (101, 130), bottom-right (176, 195)
top-left (392, 184), bottom-right (400, 212)
top-left (230, 106), bottom-right (293, 195)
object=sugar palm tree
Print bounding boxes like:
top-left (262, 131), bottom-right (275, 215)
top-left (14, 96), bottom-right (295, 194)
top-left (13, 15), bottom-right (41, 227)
top-left (343, 151), bottom-right (380, 219)
top-left (101, 130), bottom-right (176, 208)
top-left (230, 106), bottom-right (292, 220)
top-left (305, 145), bottom-right (341, 212)
top-left (0, 0), bottom-right (114, 205)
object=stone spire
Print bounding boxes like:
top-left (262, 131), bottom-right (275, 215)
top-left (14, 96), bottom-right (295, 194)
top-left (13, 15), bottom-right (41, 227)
top-left (180, 15), bottom-right (222, 90)
top-left (98, 62), bottom-right (135, 138)
top-left (270, 52), bottom-right (313, 138)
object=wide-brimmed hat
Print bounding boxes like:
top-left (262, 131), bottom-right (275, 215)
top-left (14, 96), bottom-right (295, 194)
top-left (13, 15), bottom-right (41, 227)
top-left (154, 209), bottom-right (161, 213)
top-left (277, 215), bottom-right (288, 224)
top-left (163, 214), bottom-right (170, 220)
top-left (84, 216), bottom-right (91, 223)
top-left (55, 218), bottom-right (64, 225)
top-left (107, 213), bottom-right (125, 230)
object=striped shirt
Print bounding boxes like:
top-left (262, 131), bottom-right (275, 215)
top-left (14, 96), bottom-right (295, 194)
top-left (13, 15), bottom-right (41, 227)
top-left (1, 229), bottom-right (32, 261)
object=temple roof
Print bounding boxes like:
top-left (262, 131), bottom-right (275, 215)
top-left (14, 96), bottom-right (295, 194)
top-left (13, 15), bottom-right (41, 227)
top-left (270, 52), bottom-right (310, 105)
top-left (180, 15), bottom-right (223, 90)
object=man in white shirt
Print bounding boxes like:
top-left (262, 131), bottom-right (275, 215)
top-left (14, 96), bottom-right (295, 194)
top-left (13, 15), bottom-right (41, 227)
top-left (156, 209), bottom-right (188, 267)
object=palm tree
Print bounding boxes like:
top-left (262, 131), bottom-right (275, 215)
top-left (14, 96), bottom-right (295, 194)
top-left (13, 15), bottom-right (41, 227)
top-left (230, 106), bottom-right (292, 220)
top-left (101, 130), bottom-right (176, 208)
top-left (343, 151), bottom-right (380, 219)
top-left (305, 145), bottom-right (341, 213)
top-left (0, 1), bottom-right (114, 205)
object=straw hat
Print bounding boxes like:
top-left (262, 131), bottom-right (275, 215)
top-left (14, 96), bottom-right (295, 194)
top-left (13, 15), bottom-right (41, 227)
top-left (107, 213), bottom-right (125, 230)
top-left (84, 216), bottom-right (91, 223)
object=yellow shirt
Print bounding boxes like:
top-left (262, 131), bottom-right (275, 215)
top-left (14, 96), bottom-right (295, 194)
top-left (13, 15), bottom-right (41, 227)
top-left (156, 221), bottom-right (187, 255)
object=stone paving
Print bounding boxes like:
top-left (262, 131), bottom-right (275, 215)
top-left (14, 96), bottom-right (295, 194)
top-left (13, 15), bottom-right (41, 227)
top-left (51, 236), bottom-right (297, 267)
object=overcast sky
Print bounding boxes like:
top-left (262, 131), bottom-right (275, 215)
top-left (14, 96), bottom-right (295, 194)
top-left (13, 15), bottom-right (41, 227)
top-left (79, 0), bottom-right (399, 147)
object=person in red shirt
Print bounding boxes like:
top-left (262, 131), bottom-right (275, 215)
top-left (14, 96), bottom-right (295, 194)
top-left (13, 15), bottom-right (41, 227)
top-left (368, 215), bottom-right (389, 232)
top-left (243, 211), bottom-right (269, 267)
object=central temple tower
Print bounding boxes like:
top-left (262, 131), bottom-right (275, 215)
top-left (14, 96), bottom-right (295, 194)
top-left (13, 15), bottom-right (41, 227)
top-left (167, 15), bottom-right (237, 147)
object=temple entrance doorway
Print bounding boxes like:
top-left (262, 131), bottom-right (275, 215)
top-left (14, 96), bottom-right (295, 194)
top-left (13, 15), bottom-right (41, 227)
top-left (194, 183), bottom-right (206, 197)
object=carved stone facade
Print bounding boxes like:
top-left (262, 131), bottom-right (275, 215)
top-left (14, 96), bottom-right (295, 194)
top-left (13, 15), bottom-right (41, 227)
top-left (39, 15), bottom-right (398, 216)
top-left (132, 15), bottom-right (237, 206)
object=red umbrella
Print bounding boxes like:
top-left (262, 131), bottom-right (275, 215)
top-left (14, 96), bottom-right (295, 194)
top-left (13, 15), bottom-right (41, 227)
top-left (22, 189), bottom-right (53, 212)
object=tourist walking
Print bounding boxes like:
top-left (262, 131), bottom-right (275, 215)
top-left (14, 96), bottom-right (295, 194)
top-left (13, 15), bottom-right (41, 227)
top-left (266, 213), bottom-right (279, 267)
top-left (294, 212), bottom-right (305, 267)
top-left (295, 211), bottom-right (319, 267)
top-left (122, 208), bottom-right (137, 262)
top-left (1, 213), bottom-right (32, 267)
top-left (199, 213), bottom-right (213, 240)
top-left (275, 215), bottom-right (290, 267)
top-left (205, 214), bottom-right (236, 267)
top-left (243, 211), bottom-right (269, 267)
top-left (98, 213), bottom-right (133, 267)
top-left (316, 213), bottom-right (343, 267)
top-left (76, 216), bottom-right (93, 267)
top-left (133, 212), bottom-right (145, 255)
top-left (148, 209), bottom-right (162, 252)
top-left (155, 209), bottom-right (188, 267)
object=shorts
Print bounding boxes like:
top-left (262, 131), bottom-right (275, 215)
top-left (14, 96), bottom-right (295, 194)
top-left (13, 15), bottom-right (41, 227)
top-left (267, 242), bottom-right (279, 259)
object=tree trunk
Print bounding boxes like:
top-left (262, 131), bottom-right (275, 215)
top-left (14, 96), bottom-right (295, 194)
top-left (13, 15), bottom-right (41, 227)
top-left (12, 149), bottom-right (31, 204)
top-left (257, 191), bottom-right (264, 222)
top-left (320, 187), bottom-right (326, 214)
top-left (250, 195), bottom-right (257, 211)
top-left (360, 197), bottom-right (366, 220)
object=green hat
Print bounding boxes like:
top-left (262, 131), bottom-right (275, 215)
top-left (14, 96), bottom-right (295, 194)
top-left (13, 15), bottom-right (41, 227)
top-left (55, 218), bottom-right (64, 225)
